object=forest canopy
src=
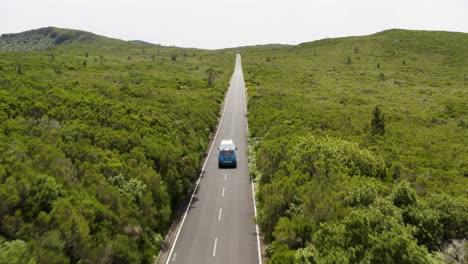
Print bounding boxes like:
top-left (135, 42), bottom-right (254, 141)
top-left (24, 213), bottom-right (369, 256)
top-left (243, 29), bottom-right (468, 263)
top-left (0, 32), bottom-right (234, 263)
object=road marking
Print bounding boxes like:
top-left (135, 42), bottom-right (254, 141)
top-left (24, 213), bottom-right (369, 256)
top-left (164, 58), bottom-right (234, 264)
top-left (224, 174), bottom-right (227, 181)
top-left (222, 187), bottom-right (225, 198)
top-left (218, 208), bottom-right (222, 221)
top-left (213, 237), bottom-right (218, 257)
top-left (251, 176), bottom-right (263, 264)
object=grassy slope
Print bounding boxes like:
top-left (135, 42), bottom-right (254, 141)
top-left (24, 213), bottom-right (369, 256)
top-left (245, 29), bottom-right (467, 187)
top-left (242, 29), bottom-right (468, 262)
top-left (0, 28), bottom-right (234, 263)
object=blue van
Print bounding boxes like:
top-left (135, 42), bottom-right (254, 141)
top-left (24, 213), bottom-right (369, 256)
top-left (218, 139), bottom-right (237, 168)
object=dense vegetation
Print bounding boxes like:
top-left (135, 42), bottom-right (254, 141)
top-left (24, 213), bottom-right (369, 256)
top-left (0, 28), bottom-right (234, 263)
top-left (1, 27), bottom-right (467, 264)
top-left (242, 29), bottom-right (468, 263)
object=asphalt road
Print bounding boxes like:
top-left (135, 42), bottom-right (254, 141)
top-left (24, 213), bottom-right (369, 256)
top-left (162, 54), bottom-right (261, 264)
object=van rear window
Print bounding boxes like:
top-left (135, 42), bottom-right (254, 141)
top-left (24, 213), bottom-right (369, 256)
top-left (221, 150), bottom-right (233, 156)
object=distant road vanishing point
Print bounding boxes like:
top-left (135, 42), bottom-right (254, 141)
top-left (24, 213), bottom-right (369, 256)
top-left (159, 54), bottom-right (262, 264)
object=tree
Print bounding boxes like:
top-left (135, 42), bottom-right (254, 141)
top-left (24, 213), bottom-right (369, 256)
top-left (371, 106), bottom-right (385, 136)
top-left (16, 65), bottom-right (23, 75)
top-left (378, 73), bottom-right (385, 81)
top-left (206, 68), bottom-right (217, 87)
top-left (346, 57), bottom-right (352, 65)
top-left (0, 238), bottom-right (35, 264)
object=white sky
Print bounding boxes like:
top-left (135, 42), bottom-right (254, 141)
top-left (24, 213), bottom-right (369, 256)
top-left (2, 0), bottom-right (468, 49)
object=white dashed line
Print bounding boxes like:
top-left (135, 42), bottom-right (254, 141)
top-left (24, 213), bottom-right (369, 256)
top-left (213, 237), bottom-right (218, 257)
top-left (218, 208), bottom-right (222, 221)
top-left (224, 174), bottom-right (227, 181)
top-left (222, 187), bottom-right (225, 198)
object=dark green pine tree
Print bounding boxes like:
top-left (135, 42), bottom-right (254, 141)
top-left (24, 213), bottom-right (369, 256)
top-left (371, 106), bottom-right (385, 136)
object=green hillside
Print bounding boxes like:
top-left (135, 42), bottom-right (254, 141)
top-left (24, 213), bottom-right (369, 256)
top-left (242, 29), bottom-right (468, 263)
top-left (0, 27), bottom-right (120, 51)
top-left (0, 28), bottom-right (234, 263)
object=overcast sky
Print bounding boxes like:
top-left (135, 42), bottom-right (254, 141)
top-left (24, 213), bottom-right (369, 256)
top-left (2, 0), bottom-right (467, 49)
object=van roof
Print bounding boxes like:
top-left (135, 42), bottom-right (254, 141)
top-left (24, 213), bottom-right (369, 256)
top-left (221, 139), bottom-right (233, 145)
top-left (220, 139), bottom-right (235, 149)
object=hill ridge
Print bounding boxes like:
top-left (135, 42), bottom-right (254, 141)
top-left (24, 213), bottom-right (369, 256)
top-left (0, 26), bottom-right (120, 51)
top-left (2, 27), bottom-right (467, 52)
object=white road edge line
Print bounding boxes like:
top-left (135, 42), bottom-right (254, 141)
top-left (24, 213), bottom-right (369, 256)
top-left (213, 237), bottom-right (218, 257)
top-left (218, 208), bottom-right (222, 221)
top-left (240, 55), bottom-right (263, 264)
top-left (251, 176), bottom-right (262, 264)
top-left (164, 59), bottom-right (235, 264)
